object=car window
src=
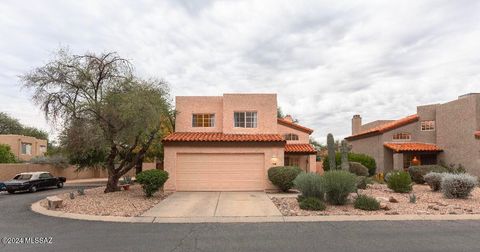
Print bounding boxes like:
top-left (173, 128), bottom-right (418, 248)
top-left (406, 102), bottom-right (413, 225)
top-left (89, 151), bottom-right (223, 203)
top-left (14, 174), bottom-right (32, 180)
top-left (41, 173), bottom-right (53, 179)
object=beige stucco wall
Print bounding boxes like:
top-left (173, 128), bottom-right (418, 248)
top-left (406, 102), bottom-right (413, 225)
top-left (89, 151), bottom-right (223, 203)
top-left (436, 94), bottom-right (480, 176)
top-left (163, 142), bottom-right (285, 191)
top-left (277, 123), bottom-right (310, 143)
top-left (0, 163), bottom-right (156, 181)
top-left (348, 135), bottom-right (384, 172)
top-left (0, 135), bottom-right (47, 161)
top-left (175, 96), bottom-right (223, 132)
top-left (222, 94), bottom-right (278, 134)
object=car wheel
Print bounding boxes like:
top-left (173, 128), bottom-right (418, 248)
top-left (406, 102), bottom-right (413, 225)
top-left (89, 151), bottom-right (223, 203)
top-left (57, 182), bottom-right (64, 188)
top-left (7, 190), bottom-right (15, 194)
top-left (29, 186), bottom-right (37, 193)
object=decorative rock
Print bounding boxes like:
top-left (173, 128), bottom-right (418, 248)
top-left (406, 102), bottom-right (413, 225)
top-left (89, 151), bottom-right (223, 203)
top-left (376, 197), bottom-right (389, 202)
top-left (380, 202), bottom-right (391, 210)
top-left (417, 210), bottom-right (428, 214)
top-left (436, 201), bottom-right (448, 206)
top-left (388, 196), bottom-right (399, 203)
top-left (385, 211), bottom-right (399, 215)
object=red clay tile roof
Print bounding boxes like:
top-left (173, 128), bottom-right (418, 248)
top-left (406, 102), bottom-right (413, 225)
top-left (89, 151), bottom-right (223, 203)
top-left (475, 131), bottom-right (480, 139)
top-left (277, 118), bottom-right (314, 134)
top-left (383, 142), bottom-right (442, 152)
top-left (346, 114), bottom-right (419, 140)
top-left (163, 132), bottom-right (285, 142)
top-left (285, 144), bottom-right (317, 154)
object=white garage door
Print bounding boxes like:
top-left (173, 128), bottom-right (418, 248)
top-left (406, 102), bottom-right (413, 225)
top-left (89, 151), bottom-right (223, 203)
top-left (176, 153), bottom-right (265, 191)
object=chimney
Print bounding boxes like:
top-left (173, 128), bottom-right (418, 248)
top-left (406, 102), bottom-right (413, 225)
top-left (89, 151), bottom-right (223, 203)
top-left (284, 115), bottom-right (294, 123)
top-left (352, 114), bottom-right (362, 135)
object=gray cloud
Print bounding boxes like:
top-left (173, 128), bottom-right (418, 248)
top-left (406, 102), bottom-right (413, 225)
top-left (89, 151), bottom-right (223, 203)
top-left (0, 0), bottom-right (479, 143)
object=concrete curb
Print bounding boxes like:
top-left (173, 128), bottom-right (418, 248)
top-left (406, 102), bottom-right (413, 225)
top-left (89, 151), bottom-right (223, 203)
top-left (31, 200), bottom-right (480, 223)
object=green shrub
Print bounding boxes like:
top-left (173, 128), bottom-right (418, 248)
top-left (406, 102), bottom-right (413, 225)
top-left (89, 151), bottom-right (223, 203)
top-left (349, 162), bottom-right (369, 176)
top-left (441, 173), bottom-right (478, 199)
top-left (324, 152), bottom-right (376, 176)
top-left (356, 176), bottom-right (368, 189)
top-left (322, 170), bottom-right (357, 205)
top-left (354, 194), bottom-right (380, 211)
top-left (0, 144), bottom-right (16, 163)
top-left (136, 169), bottom-right (169, 197)
top-left (268, 166), bottom-right (303, 192)
top-left (408, 165), bottom-right (448, 184)
top-left (387, 171), bottom-right (412, 193)
top-left (424, 172), bottom-right (444, 191)
top-left (299, 197), bottom-right (326, 211)
top-left (293, 172), bottom-right (324, 199)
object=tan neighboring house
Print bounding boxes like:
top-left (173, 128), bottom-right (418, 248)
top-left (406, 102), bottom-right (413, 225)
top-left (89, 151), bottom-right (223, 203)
top-left (345, 93), bottom-right (480, 176)
top-left (0, 134), bottom-right (48, 161)
top-left (162, 93), bottom-right (317, 191)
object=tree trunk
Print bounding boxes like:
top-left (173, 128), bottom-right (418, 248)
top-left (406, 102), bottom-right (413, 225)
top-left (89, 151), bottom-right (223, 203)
top-left (135, 157), bottom-right (144, 175)
top-left (105, 174), bottom-right (120, 193)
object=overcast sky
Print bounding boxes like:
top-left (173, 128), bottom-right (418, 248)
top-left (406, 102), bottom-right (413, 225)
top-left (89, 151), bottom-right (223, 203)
top-left (1, 0), bottom-right (479, 143)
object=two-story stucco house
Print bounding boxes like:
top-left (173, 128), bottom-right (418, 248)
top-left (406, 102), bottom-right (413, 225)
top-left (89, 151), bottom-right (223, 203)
top-left (0, 134), bottom-right (47, 161)
top-left (345, 93), bottom-right (480, 176)
top-left (162, 93), bottom-right (317, 191)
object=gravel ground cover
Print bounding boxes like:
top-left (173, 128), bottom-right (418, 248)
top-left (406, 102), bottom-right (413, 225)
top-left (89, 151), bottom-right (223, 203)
top-left (40, 184), bottom-right (170, 217)
top-left (272, 184), bottom-right (480, 216)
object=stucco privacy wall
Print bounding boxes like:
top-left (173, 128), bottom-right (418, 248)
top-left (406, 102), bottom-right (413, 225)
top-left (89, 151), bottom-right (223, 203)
top-left (0, 135), bottom-right (47, 161)
top-left (175, 96), bottom-right (223, 132)
top-left (163, 142), bottom-right (285, 191)
top-left (349, 135), bottom-right (384, 171)
top-left (436, 94), bottom-right (480, 176)
top-left (0, 163), bottom-right (156, 181)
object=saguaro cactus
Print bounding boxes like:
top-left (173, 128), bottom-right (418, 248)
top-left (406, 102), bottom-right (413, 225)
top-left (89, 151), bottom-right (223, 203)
top-left (340, 140), bottom-right (350, 171)
top-left (327, 133), bottom-right (336, 170)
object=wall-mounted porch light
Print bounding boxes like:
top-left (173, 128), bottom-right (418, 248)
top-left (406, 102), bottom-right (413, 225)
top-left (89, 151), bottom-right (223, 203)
top-left (271, 155), bottom-right (278, 166)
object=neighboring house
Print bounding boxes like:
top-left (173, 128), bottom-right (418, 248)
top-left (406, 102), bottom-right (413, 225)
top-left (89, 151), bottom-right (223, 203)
top-left (0, 134), bottom-right (47, 161)
top-left (345, 93), bottom-right (480, 176)
top-left (162, 93), bottom-right (317, 191)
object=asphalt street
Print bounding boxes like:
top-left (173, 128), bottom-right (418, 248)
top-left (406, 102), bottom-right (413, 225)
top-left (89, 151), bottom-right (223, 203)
top-left (1, 186), bottom-right (480, 252)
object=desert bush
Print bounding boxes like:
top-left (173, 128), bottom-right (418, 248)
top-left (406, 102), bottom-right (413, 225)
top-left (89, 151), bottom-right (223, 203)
top-left (30, 155), bottom-right (69, 168)
top-left (441, 173), bottom-right (478, 199)
top-left (324, 152), bottom-right (376, 176)
top-left (0, 144), bottom-right (16, 163)
top-left (387, 171), bottom-right (412, 193)
top-left (408, 165), bottom-right (448, 184)
top-left (424, 172), bottom-right (444, 191)
top-left (322, 170), bottom-right (357, 205)
top-left (293, 172), bottom-right (324, 199)
top-left (268, 166), bottom-right (303, 192)
top-left (349, 162), bottom-right (369, 176)
top-left (354, 194), bottom-right (380, 211)
top-left (299, 197), bottom-right (326, 211)
top-left (356, 176), bottom-right (368, 189)
top-left (136, 170), bottom-right (169, 197)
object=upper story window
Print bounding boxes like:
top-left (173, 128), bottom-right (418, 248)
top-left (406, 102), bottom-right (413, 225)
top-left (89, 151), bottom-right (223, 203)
top-left (284, 133), bottom-right (299, 141)
top-left (393, 133), bottom-right (411, 141)
top-left (39, 145), bottom-right (47, 154)
top-left (192, 114), bottom-right (215, 127)
top-left (234, 111), bottom-right (257, 128)
top-left (21, 143), bottom-right (32, 155)
top-left (421, 121), bottom-right (435, 131)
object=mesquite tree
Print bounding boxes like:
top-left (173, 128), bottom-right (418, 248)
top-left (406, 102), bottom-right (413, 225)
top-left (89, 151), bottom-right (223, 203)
top-left (327, 133), bottom-right (336, 170)
top-left (22, 49), bottom-right (172, 192)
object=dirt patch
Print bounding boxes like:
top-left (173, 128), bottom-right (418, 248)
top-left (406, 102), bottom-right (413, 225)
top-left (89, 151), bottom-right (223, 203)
top-left (272, 184), bottom-right (480, 216)
top-left (40, 184), bottom-right (171, 217)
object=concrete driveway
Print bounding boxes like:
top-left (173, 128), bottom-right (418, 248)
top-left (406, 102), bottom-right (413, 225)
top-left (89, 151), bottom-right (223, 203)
top-left (142, 192), bottom-right (282, 217)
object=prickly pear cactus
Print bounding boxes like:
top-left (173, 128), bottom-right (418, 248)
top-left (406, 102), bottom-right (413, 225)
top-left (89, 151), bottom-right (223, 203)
top-left (327, 133), bottom-right (336, 170)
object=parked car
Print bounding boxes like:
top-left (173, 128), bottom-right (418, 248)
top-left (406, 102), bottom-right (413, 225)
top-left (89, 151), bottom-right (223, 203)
top-left (4, 172), bottom-right (66, 194)
top-left (0, 182), bottom-right (6, 191)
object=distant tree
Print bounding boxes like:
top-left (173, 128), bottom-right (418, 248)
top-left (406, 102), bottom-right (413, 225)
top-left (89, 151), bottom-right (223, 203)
top-left (22, 49), bottom-right (172, 193)
top-left (0, 112), bottom-right (48, 140)
top-left (0, 144), bottom-right (16, 163)
top-left (0, 112), bottom-right (23, 134)
top-left (277, 107), bottom-right (285, 118)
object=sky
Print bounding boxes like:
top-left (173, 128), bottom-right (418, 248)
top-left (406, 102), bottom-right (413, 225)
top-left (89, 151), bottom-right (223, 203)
top-left (1, 0), bottom-right (479, 143)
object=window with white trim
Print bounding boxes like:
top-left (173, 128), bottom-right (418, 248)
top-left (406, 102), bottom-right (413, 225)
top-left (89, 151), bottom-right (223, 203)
top-left (192, 114), bottom-right (215, 127)
top-left (21, 143), bottom-right (32, 155)
top-left (421, 121), bottom-right (435, 131)
top-left (234, 111), bottom-right (257, 128)
top-left (393, 133), bottom-right (411, 141)
top-left (284, 133), bottom-right (299, 141)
